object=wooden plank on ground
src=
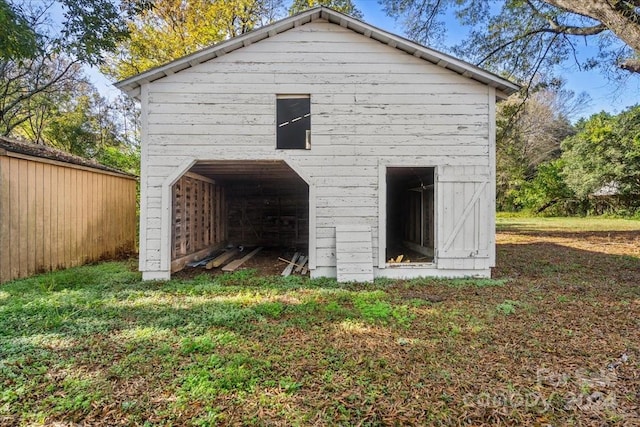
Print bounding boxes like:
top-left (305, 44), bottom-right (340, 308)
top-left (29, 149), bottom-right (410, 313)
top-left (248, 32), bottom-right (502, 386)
top-left (294, 256), bottom-right (308, 274)
top-left (222, 247), bottom-right (263, 272)
top-left (171, 242), bottom-right (225, 273)
top-left (187, 254), bottom-right (217, 267)
top-left (206, 248), bottom-right (238, 269)
top-left (281, 252), bottom-right (300, 276)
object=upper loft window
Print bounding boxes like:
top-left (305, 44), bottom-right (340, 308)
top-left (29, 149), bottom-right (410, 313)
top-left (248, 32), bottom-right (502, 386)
top-left (277, 95), bottom-right (310, 149)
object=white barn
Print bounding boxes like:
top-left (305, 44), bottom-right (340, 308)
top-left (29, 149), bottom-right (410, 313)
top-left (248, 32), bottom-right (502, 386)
top-left (116, 7), bottom-right (519, 282)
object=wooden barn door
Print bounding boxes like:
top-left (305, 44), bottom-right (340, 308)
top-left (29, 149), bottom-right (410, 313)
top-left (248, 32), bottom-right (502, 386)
top-left (436, 167), bottom-right (491, 270)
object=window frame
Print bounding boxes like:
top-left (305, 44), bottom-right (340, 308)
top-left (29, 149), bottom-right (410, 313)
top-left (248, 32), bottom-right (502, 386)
top-left (276, 94), bottom-right (311, 150)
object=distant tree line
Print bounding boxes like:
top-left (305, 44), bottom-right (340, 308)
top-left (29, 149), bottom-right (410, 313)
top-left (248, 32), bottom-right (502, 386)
top-left (0, 0), bottom-right (141, 174)
top-left (497, 89), bottom-right (640, 216)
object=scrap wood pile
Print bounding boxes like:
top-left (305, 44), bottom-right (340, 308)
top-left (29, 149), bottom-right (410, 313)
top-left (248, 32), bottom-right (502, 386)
top-left (388, 254), bottom-right (411, 263)
top-left (387, 253), bottom-right (432, 263)
top-left (185, 246), bottom-right (310, 276)
top-left (278, 252), bottom-right (308, 276)
top-left (187, 246), bottom-right (263, 272)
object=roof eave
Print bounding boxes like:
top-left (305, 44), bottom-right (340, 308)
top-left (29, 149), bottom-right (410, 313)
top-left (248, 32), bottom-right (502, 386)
top-left (115, 6), bottom-right (520, 98)
top-left (114, 8), bottom-right (325, 98)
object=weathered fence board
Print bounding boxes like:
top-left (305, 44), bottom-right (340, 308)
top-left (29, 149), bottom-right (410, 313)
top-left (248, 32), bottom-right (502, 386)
top-left (0, 139), bottom-right (137, 283)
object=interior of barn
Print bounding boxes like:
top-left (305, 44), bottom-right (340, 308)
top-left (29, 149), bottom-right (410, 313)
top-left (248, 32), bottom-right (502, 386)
top-left (170, 160), bottom-right (309, 277)
top-left (386, 167), bottom-right (435, 265)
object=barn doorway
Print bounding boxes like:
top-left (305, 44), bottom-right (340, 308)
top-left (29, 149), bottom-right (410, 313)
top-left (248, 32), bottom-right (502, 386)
top-left (386, 167), bottom-right (435, 264)
top-left (170, 160), bottom-right (309, 274)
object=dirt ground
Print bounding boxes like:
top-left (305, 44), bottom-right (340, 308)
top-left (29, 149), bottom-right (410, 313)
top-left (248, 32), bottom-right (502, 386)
top-left (175, 242), bottom-right (437, 280)
top-left (172, 246), bottom-right (307, 280)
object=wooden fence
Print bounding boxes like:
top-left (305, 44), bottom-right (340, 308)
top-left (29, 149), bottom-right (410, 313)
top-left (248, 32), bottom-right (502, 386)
top-left (0, 139), bottom-right (137, 283)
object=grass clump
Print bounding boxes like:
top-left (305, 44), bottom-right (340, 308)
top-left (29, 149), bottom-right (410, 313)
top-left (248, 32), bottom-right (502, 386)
top-left (354, 298), bottom-right (393, 323)
top-left (496, 300), bottom-right (519, 316)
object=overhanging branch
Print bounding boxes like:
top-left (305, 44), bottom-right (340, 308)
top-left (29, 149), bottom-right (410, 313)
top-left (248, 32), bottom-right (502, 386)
top-left (620, 58), bottom-right (640, 73)
top-left (524, 0), bottom-right (608, 35)
top-left (548, 22), bottom-right (607, 35)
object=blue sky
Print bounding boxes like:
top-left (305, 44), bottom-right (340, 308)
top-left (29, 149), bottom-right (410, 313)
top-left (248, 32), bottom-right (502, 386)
top-left (94, 0), bottom-right (639, 119)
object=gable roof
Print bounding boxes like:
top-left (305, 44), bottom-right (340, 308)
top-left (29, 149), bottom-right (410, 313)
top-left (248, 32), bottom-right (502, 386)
top-left (115, 6), bottom-right (520, 98)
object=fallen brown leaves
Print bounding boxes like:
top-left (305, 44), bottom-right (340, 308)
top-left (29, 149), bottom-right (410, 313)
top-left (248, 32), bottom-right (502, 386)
top-left (4, 219), bottom-right (639, 426)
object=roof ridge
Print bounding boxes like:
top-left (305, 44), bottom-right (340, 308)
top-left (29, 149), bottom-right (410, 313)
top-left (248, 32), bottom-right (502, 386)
top-left (115, 6), bottom-right (519, 98)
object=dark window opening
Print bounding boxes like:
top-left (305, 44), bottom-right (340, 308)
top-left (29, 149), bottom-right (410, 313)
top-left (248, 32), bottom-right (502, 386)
top-left (277, 96), bottom-right (310, 149)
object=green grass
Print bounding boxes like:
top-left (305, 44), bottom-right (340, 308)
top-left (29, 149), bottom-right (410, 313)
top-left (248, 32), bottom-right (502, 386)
top-left (0, 263), bottom-right (424, 424)
top-left (1, 217), bottom-right (639, 425)
top-left (495, 300), bottom-right (519, 316)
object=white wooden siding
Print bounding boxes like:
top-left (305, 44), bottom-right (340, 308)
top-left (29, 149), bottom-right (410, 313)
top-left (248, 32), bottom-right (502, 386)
top-left (140, 20), bottom-right (493, 278)
top-left (335, 225), bottom-right (374, 283)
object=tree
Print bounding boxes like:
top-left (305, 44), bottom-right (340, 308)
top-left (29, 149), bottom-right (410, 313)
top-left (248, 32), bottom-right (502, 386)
top-left (542, 0), bottom-right (640, 73)
top-left (0, 0), bottom-right (136, 136)
top-left (496, 82), bottom-right (584, 209)
top-left (561, 105), bottom-right (640, 200)
top-left (0, 55), bottom-right (81, 136)
top-left (516, 158), bottom-right (577, 215)
top-left (1, 0), bottom-right (131, 65)
top-left (9, 72), bottom-right (141, 174)
top-left (499, 85), bottom-right (581, 171)
top-left (0, 1), bottom-right (140, 174)
top-left (289, 0), bottom-right (362, 18)
top-left (12, 75), bottom-right (120, 151)
top-left (380, 0), bottom-right (640, 80)
top-left (104, 0), bottom-right (284, 81)
top-left (0, 0), bottom-right (38, 60)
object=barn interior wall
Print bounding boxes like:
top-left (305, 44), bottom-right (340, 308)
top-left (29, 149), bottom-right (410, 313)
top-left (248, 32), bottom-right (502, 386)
top-left (168, 159), bottom-right (310, 273)
top-left (171, 173), bottom-right (226, 266)
top-left (226, 182), bottom-right (308, 248)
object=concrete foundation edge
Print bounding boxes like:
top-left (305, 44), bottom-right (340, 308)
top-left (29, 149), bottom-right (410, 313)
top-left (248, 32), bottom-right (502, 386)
top-left (142, 271), bottom-right (171, 281)
top-left (311, 266), bottom-right (491, 281)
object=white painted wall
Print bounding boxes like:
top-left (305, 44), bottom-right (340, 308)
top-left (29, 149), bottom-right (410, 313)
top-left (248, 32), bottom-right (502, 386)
top-left (140, 20), bottom-right (494, 280)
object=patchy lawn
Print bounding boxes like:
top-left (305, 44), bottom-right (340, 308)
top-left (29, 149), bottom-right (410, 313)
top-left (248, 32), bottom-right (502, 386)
top-left (1, 217), bottom-right (639, 426)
